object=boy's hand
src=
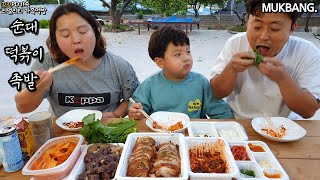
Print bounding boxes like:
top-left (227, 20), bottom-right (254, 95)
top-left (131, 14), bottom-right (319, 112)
top-left (228, 52), bottom-right (255, 73)
top-left (128, 102), bottom-right (144, 120)
top-left (35, 71), bottom-right (53, 92)
top-left (258, 57), bottom-right (289, 83)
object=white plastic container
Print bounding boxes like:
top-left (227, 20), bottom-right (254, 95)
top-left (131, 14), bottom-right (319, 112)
top-left (22, 135), bottom-right (83, 180)
top-left (115, 133), bottom-right (188, 180)
top-left (188, 121), bottom-right (248, 141)
top-left (67, 143), bottom-right (124, 180)
top-left (185, 137), bottom-right (240, 180)
top-left (230, 141), bottom-right (289, 180)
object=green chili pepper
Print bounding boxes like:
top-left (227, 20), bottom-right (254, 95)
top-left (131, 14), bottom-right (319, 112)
top-left (254, 49), bottom-right (264, 67)
top-left (240, 169), bottom-right (256, 177)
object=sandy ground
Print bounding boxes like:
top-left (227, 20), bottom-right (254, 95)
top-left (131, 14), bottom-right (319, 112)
top-left (0, 28), bottom-right (319, 119)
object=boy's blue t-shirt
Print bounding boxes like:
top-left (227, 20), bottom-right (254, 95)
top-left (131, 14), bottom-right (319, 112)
top-left (131, 71), bottom-right (233, 119)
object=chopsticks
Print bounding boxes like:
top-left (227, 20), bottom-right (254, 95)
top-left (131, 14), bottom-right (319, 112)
top-left (260, 112), bottom-right (276, 131)
top-left (48, 56), bottom-right (81, 73)
top-left (129, 98), bottom-right (168, 131)
top-left (0, 116), bottom-right (15, 126)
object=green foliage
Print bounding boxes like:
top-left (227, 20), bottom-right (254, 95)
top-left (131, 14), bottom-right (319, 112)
top-left (137, 10), bottom-right (144, 19)
top-left (20, 19), bottom-right (27, 23)
top-left (28, 0), bottom-right (59, 4)
top-left (141, 0), bottom-right (187, 16)
top-left (230, 24), bottom-right (246, 32)
top-left (39, 19), bottom-right (50, 28)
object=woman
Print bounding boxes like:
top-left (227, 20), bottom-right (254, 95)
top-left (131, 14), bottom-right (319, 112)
top-left (15, 3), bottom-right (139, 118)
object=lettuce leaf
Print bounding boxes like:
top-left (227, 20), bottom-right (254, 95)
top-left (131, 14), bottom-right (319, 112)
top-left (79, 114), bottom-right (138, 143)
top-left (254, 49), bottom-right (264, 67)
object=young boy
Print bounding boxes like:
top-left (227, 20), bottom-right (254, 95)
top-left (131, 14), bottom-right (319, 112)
top-left (129, 26), bottom-right (233, 119)
top-left (210, 0), bottom-right (320, 119)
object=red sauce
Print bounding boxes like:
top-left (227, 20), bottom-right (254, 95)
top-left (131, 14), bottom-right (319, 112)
top-left (248, 143), bottom-right (265, 152)
top-left (231, 145), bottom-right (250, 160)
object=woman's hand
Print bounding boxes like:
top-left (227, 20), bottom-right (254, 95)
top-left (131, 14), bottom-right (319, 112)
top-left (35, 71), bottom-right (53, 92)
top-left (128, 103), bottom-right (144, 120)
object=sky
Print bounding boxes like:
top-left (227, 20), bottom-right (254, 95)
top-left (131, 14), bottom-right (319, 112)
top-left (84, 0), bottom-right (109, 12)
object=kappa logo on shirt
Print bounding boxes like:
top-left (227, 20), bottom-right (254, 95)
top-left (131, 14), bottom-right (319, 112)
top-left (58, 93), bottom-right (110, 107)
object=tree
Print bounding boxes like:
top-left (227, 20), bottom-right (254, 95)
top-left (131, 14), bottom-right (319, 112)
top-left (99, 0), bottom-right (133, 28)
top-left (187, 0), bottom-right (226, 17)
top-left (233, 0), bottom-right (246, 25)
top-left (141, 0), bottom-right (187, 17)
top-left (65, 0), bottom-right (85, 7)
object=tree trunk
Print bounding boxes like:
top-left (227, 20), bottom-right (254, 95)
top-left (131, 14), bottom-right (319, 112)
top-left (232, 10), bottom-right (245, 25)
top-left (193, 7), bottom-right (199, 17)
top-left (304, 12), bottom-right (312, 32)
top-left (100, 0), bottom-right (132, 29)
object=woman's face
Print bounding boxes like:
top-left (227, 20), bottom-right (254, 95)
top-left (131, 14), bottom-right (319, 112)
top-left (55, 12), bottom-right (96, 62)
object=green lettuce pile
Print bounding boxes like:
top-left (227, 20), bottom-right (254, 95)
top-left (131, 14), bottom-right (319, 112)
top-left (79, 113), bottom-right (138, 143)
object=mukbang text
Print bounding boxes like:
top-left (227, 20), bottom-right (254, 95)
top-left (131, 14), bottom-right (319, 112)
top-left (262, 3), bottom-right (318, 13)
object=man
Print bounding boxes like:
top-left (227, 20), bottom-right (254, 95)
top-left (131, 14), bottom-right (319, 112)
top-left (210, 0), bottom-right (320, 119)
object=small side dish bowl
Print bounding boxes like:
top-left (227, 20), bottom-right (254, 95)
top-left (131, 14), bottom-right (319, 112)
top-left (56, 109), bottom-right (102, 132)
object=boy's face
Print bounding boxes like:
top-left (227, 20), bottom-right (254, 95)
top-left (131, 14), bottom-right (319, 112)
top-left (246, 13), bottom-right (296, 57)
top-left (155, 42), bottom-right (193, 81)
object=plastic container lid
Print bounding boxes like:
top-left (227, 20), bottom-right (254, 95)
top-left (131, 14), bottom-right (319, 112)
top-left (28, 111), bottom-right (52, 126)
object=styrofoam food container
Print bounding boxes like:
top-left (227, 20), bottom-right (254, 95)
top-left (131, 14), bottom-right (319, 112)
top-left (188, 121), bottom-right (248, 141)
top-left (185, 137), bottom-right (239, 180)
top-left (229, 141), bottom-right (289, 180)
top-left (115, 133), bottom-right (188, 180)
top-left (22, 135), bottom-right (84, 180)
top-left (67, 143), bottom-right (124, 180)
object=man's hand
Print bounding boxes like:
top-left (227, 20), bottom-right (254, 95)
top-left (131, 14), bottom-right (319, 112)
top-left (258, 57), bottom-right (289, 83)
top-left (128, 103), bottom-right (144, 120)
top-left (228, 51), bottom-right (255, 73)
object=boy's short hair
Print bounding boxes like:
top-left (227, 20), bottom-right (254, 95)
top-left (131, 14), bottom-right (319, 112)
top-left (246, 0), bottom-right (303, 25)
top-left (148, 26), bottom-right (190, 61)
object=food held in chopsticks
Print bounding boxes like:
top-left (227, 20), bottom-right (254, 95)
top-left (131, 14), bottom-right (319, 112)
top-left (48, 56), bottom-right (81, 73)
top-left (261, 125), bottom-right (286, 138)
top-left (127, 136), bottom-right (181, 177)
top-left (31, 141), bottom-right (76, 170)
